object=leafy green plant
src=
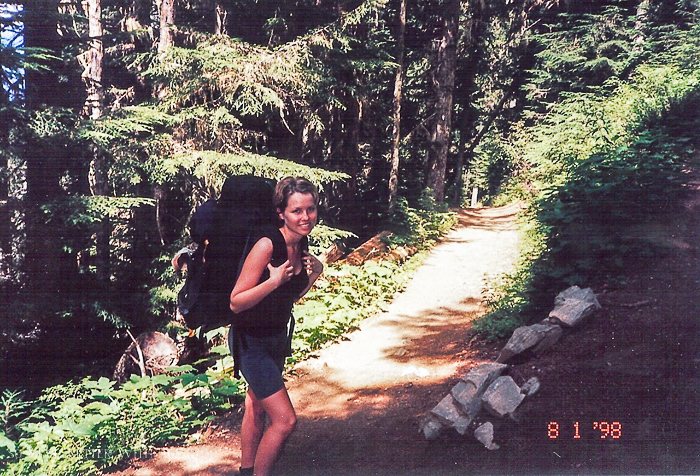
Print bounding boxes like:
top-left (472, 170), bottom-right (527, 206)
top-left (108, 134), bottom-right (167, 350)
top-left (0, 369), bottom-right (242, 475)
top-left (291, 258), bottom-right (412, 360)
top-left (389, 193), bottom-right (457, 249)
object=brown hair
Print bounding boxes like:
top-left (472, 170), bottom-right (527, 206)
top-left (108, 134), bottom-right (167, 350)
top-left (273, 177), bottom-right (319, 212)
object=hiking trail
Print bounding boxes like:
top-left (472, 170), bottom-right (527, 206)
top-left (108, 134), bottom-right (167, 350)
top-left (109, 195), bottom-right (700, 475)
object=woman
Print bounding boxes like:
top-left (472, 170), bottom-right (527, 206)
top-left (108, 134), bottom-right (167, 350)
top-left (229, 176), bottom-right (324, 476)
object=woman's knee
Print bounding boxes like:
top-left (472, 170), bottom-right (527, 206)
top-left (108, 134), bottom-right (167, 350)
top-left (263, 390), bottom-right (297, 434)
top-left (245, 391), bottom-right (266, 422)
top-left (282, 412), bottom-right (297, 433)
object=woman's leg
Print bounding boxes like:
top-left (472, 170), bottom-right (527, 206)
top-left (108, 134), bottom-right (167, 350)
top-left (240, 389), bottom-right (266, 469)
top-left (253, 387), bottom-right (297, 476)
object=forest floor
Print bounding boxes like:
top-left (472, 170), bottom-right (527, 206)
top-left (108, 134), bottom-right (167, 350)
top-left (108, 184), bottom-right (700, 475)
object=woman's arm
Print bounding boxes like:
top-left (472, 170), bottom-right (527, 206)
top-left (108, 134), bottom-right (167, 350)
top-left (230, 237), bottom-right (294, 313)
top-left (297, 251), bottom-right (324, 299)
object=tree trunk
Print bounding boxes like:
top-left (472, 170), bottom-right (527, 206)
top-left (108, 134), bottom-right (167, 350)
top-left (125, 0), bottom-right (151, 31)
top-left (83, 0), bottom-right (104, 121)
top-left (83, 0), bottom-right (110, 284)
top-left (633, 0), bottom-right (649, 52)
top-left (215, 0), bottom-right (229, 35)
top-left (158, 0), bottom-right (176, 54)
top-left (23, 0), bottom-right (65, 290)
top-left (388, 0), bottom-right (406, 211)
top-left (451, 0), bottom-right (482, 207)
top-left (425, 0), bottom-right (460, 203)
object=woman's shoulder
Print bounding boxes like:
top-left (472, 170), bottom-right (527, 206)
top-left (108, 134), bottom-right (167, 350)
top-left (249, 235), bottom-right (274, 261)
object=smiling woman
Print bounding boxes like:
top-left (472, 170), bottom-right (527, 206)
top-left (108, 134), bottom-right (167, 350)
top-left (229, 176), bottom-right (324, 476)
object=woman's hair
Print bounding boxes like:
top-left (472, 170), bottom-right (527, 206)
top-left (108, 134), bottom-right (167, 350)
top-left (273, 177), bottom-right (319, 212)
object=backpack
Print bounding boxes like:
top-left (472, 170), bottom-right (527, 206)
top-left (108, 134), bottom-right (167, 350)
top-left (176, 175), bottom-right (278, 332)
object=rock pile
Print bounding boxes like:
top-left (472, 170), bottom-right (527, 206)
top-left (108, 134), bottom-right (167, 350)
top-left (420, 286), bottom-right (601, 449)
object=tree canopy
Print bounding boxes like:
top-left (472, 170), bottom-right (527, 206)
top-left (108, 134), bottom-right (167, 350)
top-left (1, 0), bottom-right (699, 393)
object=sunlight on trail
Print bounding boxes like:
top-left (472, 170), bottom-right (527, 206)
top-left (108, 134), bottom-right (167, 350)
top-left (288, 204), bottom-right (522, 416)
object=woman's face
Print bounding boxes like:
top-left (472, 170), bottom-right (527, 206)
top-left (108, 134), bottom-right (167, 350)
top-left (279, 192), bottom-right (318, 237)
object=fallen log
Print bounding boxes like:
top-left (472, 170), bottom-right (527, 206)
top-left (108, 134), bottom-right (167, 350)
top-left (341, 231), bottom-right (393, 266)
top-left (319, 240), bottom-right (348, 264)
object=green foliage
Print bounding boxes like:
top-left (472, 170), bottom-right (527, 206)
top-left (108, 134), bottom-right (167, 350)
top-left (468, 133), bottom-right (523, 205)
top-left (476, 27), bottom-right (700, 341)
top-left (388, 193), bottom-right (458, 249)
top-left (308, 223), bottom-right (357, 256)
top-left (292, 258), bottom-right (412, 360)
top-left (80, 106), bottom-right (176, 150)
top-left (155, 150), bottom-right (348, 202)
top-left (0, 371), bottom-right (241, 475)
top-left (527, 6), bottom-right (638, 104)
top-left (473, 212), bottom-right (547, 340)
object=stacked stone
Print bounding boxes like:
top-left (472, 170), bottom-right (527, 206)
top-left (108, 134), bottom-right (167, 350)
top-left (420, 286), bottom-right (601, 449)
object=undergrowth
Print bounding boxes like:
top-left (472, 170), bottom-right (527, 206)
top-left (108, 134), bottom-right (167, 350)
top-left (0, 200), bottom-right (455, 475)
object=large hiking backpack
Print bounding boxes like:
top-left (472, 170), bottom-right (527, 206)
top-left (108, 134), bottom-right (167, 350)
top-left (176, 175), bottom-right (278, 331)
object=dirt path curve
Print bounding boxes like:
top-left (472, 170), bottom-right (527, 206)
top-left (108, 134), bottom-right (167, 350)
top-left (110, 203), bottom-right (523, 476)
top-left (112, 187), bottom-right (700, 475)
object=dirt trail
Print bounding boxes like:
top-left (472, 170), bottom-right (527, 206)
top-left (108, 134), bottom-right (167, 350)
top-left (109, 194), bottom-right (700, 475)
top-left (109, 203), bottom-right (521, 475)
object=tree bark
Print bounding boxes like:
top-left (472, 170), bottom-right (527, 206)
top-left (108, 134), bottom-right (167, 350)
top-left (125, 0), bottom-right (152, 31)
top-left (158, 0), bottom-right (176, 54)
top-left (83, 0), bottom-right (104, 121)
top-left (215, 0), bottom-right (229, 35)
top-left (83, 0), bottom-right (110, 284)
top-left (633, 0), bottom-right (649, 52)
top-left (425, 0), bottom-right (460, 203)
top-left (388, 0), bottom-right (406, 211)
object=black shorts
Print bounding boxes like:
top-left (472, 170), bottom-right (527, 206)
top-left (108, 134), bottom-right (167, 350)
top-left (229, 328), bottom-right (288, 400)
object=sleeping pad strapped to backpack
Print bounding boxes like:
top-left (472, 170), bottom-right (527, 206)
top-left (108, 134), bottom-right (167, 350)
top-left (177, 175), bottom-right (278, 332)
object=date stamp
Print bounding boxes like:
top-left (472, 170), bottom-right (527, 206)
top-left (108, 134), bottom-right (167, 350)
top-left (547, 421), bottom-right (623, 440)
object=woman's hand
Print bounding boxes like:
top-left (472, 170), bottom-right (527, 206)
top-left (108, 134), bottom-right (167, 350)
top-left (268, 259), bottom-right (294, 287)
top-left (302, 251), bottom-right (323, 276)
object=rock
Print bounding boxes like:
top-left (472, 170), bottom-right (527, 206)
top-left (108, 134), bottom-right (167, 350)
top-left (553, 285), bottom-right (600, 307)
top-left (463, 362), bottom-right (509, 389)
top-left (474, 421), bottom-right (500, 450)
top-left (451, 380), bottom-right (483, 419)
top-left (482, 376), bottom-right (525, 418)
top-left (549, 286), bottom-right (602, 327)
top-left (520, 377), bottom-right (541, 397)
top-left (430, 394), bottom-right (467, 426)
top-left (113, 331), bottom-right (179, 383)
top-left (419, 413), bottom-right (444, 440)
top-left (429, 394), bottom-right (473, 435)
top-left (452, 362), bottom-right (508, 418)
top-left (453, 414), bottom-right (474, 436)
top-left (532, 323), bottom-right (563, 355)
top-left (497, 323), bottom-right (562, 362)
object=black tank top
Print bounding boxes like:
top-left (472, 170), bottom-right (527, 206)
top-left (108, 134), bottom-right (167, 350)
top-left (234, 226), bottom-right (309, 333)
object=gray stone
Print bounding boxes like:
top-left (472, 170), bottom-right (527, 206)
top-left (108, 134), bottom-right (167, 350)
top-left (497, 323), bottom-right (562, 362)
top-left (497, 326), bottom-right (542, 362)
top-left (549, 286), bottom-right (601, 327)
top-left (482, 376), bottom-right (525, 418)
top-left (451, 381), bottom-right (482, 419)
top-left (430, 394), bottom-right (468, 427)
top-left (463, 362), bottom-right (509, 390)
top-left (419, 413), bottom-right (444, 440)
top-left (474, 421), bottom-right (500, 450)
top-left (520, 377), bottom-right (541, 397)
top-left (554, 285), bottom-right (601, 307)
top-left (549, 299), bottom-right (599, 327)
top-left (453, 414), bottom-right (474, 436)
top-left (531, 323), bottom-right (563, 355)
top-left (450, 362), bottom-right (509, 417)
